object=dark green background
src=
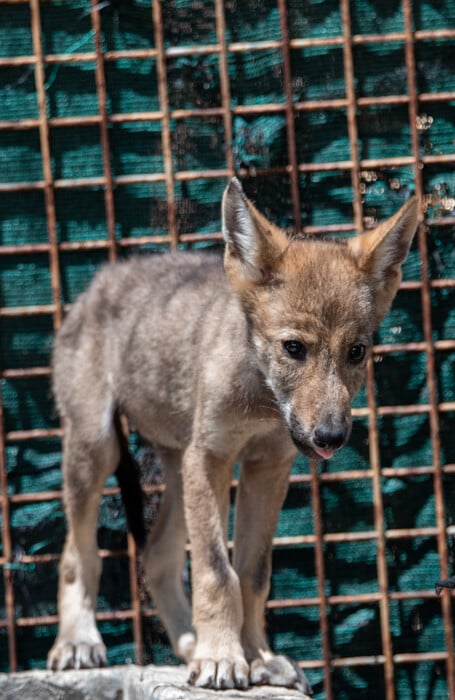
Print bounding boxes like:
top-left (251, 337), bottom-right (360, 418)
top-left (0, 1), bottom-right (454, 698)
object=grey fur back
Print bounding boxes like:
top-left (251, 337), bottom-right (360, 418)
top-left (53, 252), bottom-right (249, 451)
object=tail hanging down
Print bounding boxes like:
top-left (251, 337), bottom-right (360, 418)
top-left (113, 409), bottom-right (147, 550)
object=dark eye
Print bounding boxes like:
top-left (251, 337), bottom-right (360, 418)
top-left (283, 340), bottom-right (306, 361)
top-left (348, 343), bottom-right (366, 364)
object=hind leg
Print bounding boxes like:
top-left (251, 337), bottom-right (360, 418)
top-left (142, 448), bottom-right (195, 662)
top-left (48, 420), bottom-right (118, 670)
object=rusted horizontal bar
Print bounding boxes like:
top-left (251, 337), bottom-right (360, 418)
top-left (0, 525), bottom-right (442, 557)
top-left (0, 305), bottom-right (56, 317)
top-left (357, 95), bottom-right (410, 106)
top-left (174, 169), bottom-right (230, 181)
top-left (414, 29), bottom-right (455, 40)
top-left (386, 527), bottom-right (440, 539)
top-left (4, 550), bottom-right (128, 569)
top-left (1, 584), bottom-right (450, 631)
top-left (2, 231), bottom-right (455, 256)
top-left (420, 91), bottom-right (455, 102)
top-left (5, 428), bottom-right (63, 441)
top-left (3, 402), bottom-right (454, 443)
top-left (0, 181), bottom-right (46, 192)
top-left (1, 367), bottom-right (52, 379)
top-left (1, 24), bottom-right (454, 67)
top-left (5, 595), bottom-right (452, 635)
top-left (179, 232), bottom-right (224, 244)
top-left (1, 150), bottom-right (454, 195)
top-left (13, 607), bottom-right (138, 628)
top-left (6, 464), bottom-right (454, 512)
top-left (295, 98), bottom-right (349, 111)
top-left (118, 235), bottom-right (172, 247)
top-left (393, 651), bottom-right (451, 664)
top-left (330, 651), bottom-right (451, 668)
top-left (299, 160), bottom-right (353, 173)
top-left (331, 655), bottom-right (385, 667)
top-left (381, 465), bottom-right (434, 477)
top-left (4, 88), bottom-right (455, 134)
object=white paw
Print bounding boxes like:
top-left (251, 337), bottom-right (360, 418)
top-left (188, 655), bottom-right (250, 690)
top-left (47, 638), bottom-right (107, 670)
top-left (250, 653), bottom-right (312, 695)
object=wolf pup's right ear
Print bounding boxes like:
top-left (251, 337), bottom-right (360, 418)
top-left (348, 197), bottom-right (420, 325)
top-left (222, 178), bottom-right (288, 289)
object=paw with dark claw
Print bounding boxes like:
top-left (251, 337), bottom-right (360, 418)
top-left (250, 653), bottom-right (313, 696)
top-left (188, 656), bottom-right (250, 690)
top-left (47, 639), bottom-right (107, 671)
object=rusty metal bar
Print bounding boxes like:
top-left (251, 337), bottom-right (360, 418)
top-left (310, 458), bottom-right (333, 700)
top-left (341, 1), bottom-right (394, 695)
top-left (340, 0), bottom-right (362, 231)
top-left (366, 359), bottom-right (396, 700)
top-left (1, 0), bottom-right (64, 672)
top-left (1, 227), bottom-right (455, 252)
top-left (1, 26), bottom-right (454, 65)
top-left (277, 0), bottom-right (301, 229)
top-left (0, 387), bottom-right (17, 670)
top-left (3, 89), bottom-right (455, 134)
top-left (5, 400), bottom-right (455, 441)
top-left (1, 146), bottom-right (455, 193)
top-left (29, 0), bottom-right (63, 330)
top-left (127, 532), bottom-right (143, 664)
top-left (402, 2), bottom-right (455, 696)
top-left (90, 0), bottom-right (118, 263)
top-left (214, 0), bottom-right (234, 178)
top-left (151, 0), bottom-right (178, 250)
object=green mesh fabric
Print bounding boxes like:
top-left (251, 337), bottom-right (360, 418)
top-left (0, 1), bottom-right (454, 699)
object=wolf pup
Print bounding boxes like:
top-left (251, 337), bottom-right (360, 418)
top-left (48, 178), bottom-right (418, 693)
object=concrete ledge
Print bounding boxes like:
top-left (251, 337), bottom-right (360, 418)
top-left (0, 665), bottom-right (310, 699)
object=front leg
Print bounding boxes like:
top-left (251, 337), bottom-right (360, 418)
top-left (234, 447), bottom-right (312, 696)
top-left (182, 442), bottom-right (249, 690)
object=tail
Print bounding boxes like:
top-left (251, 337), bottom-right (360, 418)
top-left (113, 409), bottom-right (147, 550)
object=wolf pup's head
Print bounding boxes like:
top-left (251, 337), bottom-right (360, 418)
top-left (222, 178), bottom-right (419, 460)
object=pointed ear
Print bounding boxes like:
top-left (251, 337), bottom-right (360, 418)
top-left (222, 178), bottom-right (288, 288)
top-left (348, 197), bottom-right (419, 324)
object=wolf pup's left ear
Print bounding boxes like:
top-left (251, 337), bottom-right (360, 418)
top-left (222, 178), bottom-right (288, 289)
top-left (348, 197), bottom-right (419, 325)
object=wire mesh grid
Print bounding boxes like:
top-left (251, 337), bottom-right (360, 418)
top-left (0, 1), bottom-right (454, 698)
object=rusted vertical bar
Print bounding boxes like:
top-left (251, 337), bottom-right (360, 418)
top-left (0, 388), bottom-right (17, 671)
top-left (30, 0), bottom-right (63, 329)
top-left (277, 0), bottom-right (301, 230)
top-left (152, 0), bottom-right (178, 250)
top-left (29, 3), bottom-right (66, 673)
top-left (366, 359), bottom-right (395, 700)
top-left (340, 0), bottom-right (395, 695)
top-left (340, 0), bottom-right (363, 232)
top-left (91, 2), bottom-right (141, 655)
top-left (90, 0), bottom-right (118, 263)
top-left (402, 1), bottom-right (455, 694)
top-left (310, 458), bottom-right (333, 700)
top-left (214, 0), bottom-right (235, 178)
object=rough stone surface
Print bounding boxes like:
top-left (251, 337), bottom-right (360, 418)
top-left (0, 665), bottom-right (311, 700)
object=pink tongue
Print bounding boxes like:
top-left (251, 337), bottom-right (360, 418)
top-left (314, 446), bottom-right (335, 460)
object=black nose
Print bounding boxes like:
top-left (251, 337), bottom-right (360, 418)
top-left (313, 427), bottom-right (346, 451)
